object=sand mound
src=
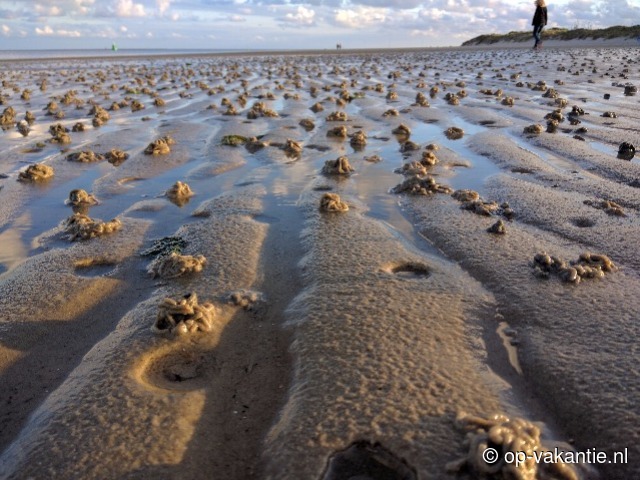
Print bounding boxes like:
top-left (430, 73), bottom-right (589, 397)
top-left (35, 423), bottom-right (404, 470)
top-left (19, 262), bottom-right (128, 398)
top-left (487, 219), bottom-right (507, 234)
top-left (283, 139), bottom-right (303, 156)
top-left (396, 161), bottom-right (430, 176)
top-left (322, 156), bottom-right (354, 175)
top-left (299, 118), bottom-right (315, 131)
top-left (523, 124), bottom-right (544, 135)
top-left (147, 252), bottom-right (206, 279)
top-left (583, 199), bottom-right (625, 217)
top-left (0, 106), bottom-right (16, 126)
top-left (320, 193), bottom-right (349, 212)
top-left (448, 412), bottom-right (579, 480)
top-left (105, 148), bottom-right (129, 166)
top-left (247, 101), bottom-right (279, 119)
top-left (392, 124), bottom-right (411, 136)
top-left (326, 111), bottom-right (347, 122)
top-left (17, 120), bottom-right (30, 137)
top-left (349, 130), bottom-right (367, 148)
top-left (145, 135), bottom-right (175, 155)
top-left (532, 252), bottom-right (616, 283)
top-left (445, 127), bottom-right (464, 140)
top-left (67, 189), bottom-right (98, 207)
top-left (327, 126), bottom-right (348, 138)
top-left (64, 213), bottom-right (122, 241)
top-left (166, 181), bottom-right (194, 206)
top-left (153, 292), bottom-right (216, 336)
top-left (18, 163), bottom-right (54, 182)
top-left (393, 175), bottom-right (452, 196)
top-left (66, 150), bottom-right (105, 163)
top-left (228, 289), bottom-right (263, 310)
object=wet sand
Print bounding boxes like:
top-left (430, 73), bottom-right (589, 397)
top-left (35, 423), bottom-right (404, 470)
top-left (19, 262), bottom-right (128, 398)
top-left (0, 45), bottom-right (639, 479)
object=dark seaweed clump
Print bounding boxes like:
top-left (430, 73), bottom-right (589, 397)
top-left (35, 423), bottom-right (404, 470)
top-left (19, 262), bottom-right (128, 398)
top-left (140, 236), bottom-right (188, 257)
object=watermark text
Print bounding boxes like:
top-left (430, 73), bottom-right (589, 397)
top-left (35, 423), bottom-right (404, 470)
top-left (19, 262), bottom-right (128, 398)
top-left (482, 446), bottom-right (628, 468)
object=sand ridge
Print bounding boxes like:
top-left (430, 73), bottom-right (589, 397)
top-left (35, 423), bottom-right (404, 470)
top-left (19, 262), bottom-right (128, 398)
top-left (0, 45), bottom-right (639, 478)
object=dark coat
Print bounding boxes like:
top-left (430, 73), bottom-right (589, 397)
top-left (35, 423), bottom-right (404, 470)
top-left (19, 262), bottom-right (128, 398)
top-left (532, 6), bottom-right (547, 26)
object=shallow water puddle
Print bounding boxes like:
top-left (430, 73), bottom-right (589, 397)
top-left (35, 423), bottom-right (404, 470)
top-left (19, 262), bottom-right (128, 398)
top-left (502, 130), bottom-right (582, 174)
top-left (496, 321), bottom-right (523, 375)
top-left (384, 113), bottom-right (502, 193)
top-left (588, 139), bottom-right (618, 157)
top-left (0, 213), bottom-right (31, 275)
top-left (9, 161), bottom-right (111, 252)
top-left (588, 138), bottom-right (639, 164)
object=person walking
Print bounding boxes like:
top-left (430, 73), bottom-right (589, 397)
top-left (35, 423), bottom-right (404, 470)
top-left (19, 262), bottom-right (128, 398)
top-left (532, 0), bottom-right (548, 49)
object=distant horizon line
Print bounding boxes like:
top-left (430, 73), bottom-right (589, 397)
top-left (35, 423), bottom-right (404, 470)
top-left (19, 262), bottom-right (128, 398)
top-left (0, 47), bottom-right (257, 51)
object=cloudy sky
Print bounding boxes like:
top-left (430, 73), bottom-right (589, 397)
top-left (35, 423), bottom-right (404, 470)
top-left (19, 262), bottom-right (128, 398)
top-left (0, 0), bottom-right (639, 50)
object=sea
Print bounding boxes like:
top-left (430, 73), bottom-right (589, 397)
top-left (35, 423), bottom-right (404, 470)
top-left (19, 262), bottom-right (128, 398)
top-left (0, 49), bottom-right (249, 61)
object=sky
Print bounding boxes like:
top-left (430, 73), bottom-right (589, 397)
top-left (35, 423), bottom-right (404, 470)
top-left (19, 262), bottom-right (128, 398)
top-left (0, 0), bottom-right (639, 50)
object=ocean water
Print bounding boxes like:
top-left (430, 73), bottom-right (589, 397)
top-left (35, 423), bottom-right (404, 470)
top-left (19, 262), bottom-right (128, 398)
top-left (0, 49), bottom-right (246, 61)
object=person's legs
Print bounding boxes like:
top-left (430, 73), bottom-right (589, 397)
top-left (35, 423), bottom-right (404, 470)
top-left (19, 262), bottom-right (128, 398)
top-left (537, 25), bottom-right (544, 47)
top-left (533, 25), bottom-right (543, 48)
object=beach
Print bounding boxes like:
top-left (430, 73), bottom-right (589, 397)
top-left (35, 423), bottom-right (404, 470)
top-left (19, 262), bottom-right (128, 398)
top-left (0, 44), bottom-right (638, 479)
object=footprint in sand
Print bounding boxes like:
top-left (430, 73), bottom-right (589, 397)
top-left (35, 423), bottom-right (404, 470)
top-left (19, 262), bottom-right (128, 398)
top-left (571, 217), bottom-right (597, 228)
top-left (384, 262), bottom-right (431, 280)
top-left (73, 257), bottom-right (118, 277)
top-left (322, 441), bottom-right (416, 480)
top-left (137, 347), bottom-right (219, 392)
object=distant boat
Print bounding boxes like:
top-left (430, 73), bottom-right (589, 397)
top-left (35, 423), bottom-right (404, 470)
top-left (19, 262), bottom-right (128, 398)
top-left (111, 43), bottom-right (118, 52)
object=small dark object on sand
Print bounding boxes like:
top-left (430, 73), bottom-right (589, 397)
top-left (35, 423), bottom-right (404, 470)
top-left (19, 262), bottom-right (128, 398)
top-left (618, 142), bottom-right (635, 160)
top-left (487, 219), bottom-right (506, 235)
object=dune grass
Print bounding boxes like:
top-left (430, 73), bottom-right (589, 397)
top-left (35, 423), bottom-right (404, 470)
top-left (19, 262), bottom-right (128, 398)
top-left (462, 25), bottom-right (640, 46)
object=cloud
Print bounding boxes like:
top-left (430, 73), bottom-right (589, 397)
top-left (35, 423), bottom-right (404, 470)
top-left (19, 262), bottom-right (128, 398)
top-left (420, 7), bottom-right (447, 21)
top-left (282, 5), bottom-right (316, 26)
top-left (1, 0), bottom-right (639, 48)
top-left (358, 0), bottom-right (424, 8)
top-left (34, 4), bottom-right (63, 16)
top-left (94, 26), bottom-right (117, 38)
top-left (157, 0), bottom-right (171, 15)
top-left (0, 8), bottom-right (18, 21)
top-left (114, 0), bottom-right (145, 17)
top-left (551, 0), bottom-right (640, 28)
top-left (16, 0), bottom-right (96, 17)
top-left (333, 6), bottom-right (389, 29)
top-left (35, 25), bottom-right (81, 37)
top-left (58, 28), bottom-right (82, 37)
top-left (35, 25), bottom-right (54, 35)
top-left (75, 0), bottom-right (96, 15)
